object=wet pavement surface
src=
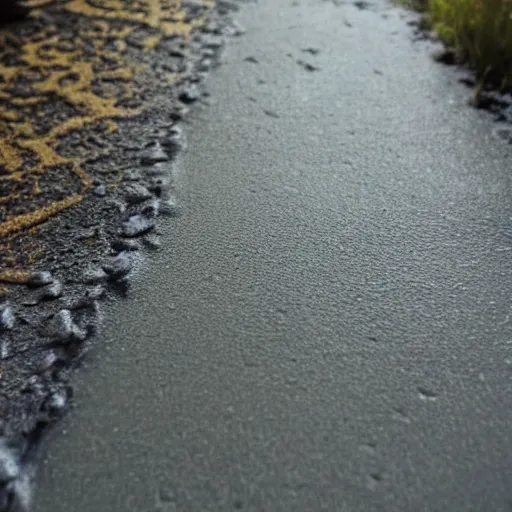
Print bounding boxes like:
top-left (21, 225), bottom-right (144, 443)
top-left (27, 0), bottom-right (512, 511)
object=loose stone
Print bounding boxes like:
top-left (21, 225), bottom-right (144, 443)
top-left (47, 310), bottom-right (87, 343)
top-left (82, 268), bottom-right (108, 284)
top-left (140, 143), bottom-right (169, 165)
top-left (0, 440), bottom-right (19, 484)
top-left (39, 281), bottom-right (63, 300)
top-left (27, 271), bottom-right (53, 288)
top-left (102, 252), bottom-right (132, 281)
top-left (93, 184), bottom-right (107, 197)
top-left (121, 214), bottom-right (156, 237)
top-left (122, 183), bottom-right (152, 204)
top-left (179, 84), bottom-right (201, 104)
top-left (0, 304), bottom-right (14, 331)
top-left (111, 239), bottom-right (141, 253)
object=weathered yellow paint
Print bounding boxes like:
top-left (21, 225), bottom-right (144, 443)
top-left (0, 269), bottom-right (32, 284)
top-left (0, 0), bottom-right (214, 268)
top-left (0, 195), bottom-right (83, 238)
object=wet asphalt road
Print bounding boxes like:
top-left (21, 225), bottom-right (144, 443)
top-left (34, 0), bottom-right (512, 511)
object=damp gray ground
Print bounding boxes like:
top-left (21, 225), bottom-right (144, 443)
top-left (35, 0), bottom-right (512, 511)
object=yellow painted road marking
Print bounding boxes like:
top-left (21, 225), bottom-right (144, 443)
top-left (0, 0), bottom-right (214, 274)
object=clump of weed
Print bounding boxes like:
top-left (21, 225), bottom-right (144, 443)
top-left (397, 0), bottom-right (512, 96)
top-left (429, 0), bottom-right (512, 90)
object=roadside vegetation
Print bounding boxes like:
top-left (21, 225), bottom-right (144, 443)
top-left (400, 0), bottom-right (512, 100)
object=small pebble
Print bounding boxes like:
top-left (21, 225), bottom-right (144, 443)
top-left (28, 271), bottom-right (53, 287)
top-left (93, 184), bottom-right (107, 197)
top-left (82, 268), bottom-right (108, 284)
top-left (121, 214), bottom-right (156, 237)
top-left (1, 341), bottom-right (10, 360)
top-left (0, 440), bottom-right (20, 484)
top-left (142, 234), bottom-right (161, 250)
top-left (48, 389), bottom-right (68, 412)
top-left (148, 177), bottom-right (171, 197)
top-left (198, 58), bottom-right (212, 72)
top-left (169, 105), bottom-right (189, 121)
top-left (201, 48), bottom-right (216, 58)
top-left (86, 285), bottom-right (105, 301)
top-left (0, 304), bottom-right (14, 331)
top-left (159, 198), bottom-right (179, 217)
top-left (111, 239), bottom-right (140, 253)
top-left (140, 143), bottom-right (169, 165)
top-left (145, 162), bottom-right (169, 177)
top-left (39, 281), bottom-right (63, 300)
top-left (47, 309), bottom-right (87, 343)
top-left (66, 285), bottom-right (104, 310)
top-left (179, 84), bottom-right (201, 104)
top-left (204, 37), bottom-right (223, 50)
top-left (169, 124), bottom-right (184, 139)
top-left (122, 183), bottom-right (152, 204)
top-left (102, 252), bottom-right (132, 281)
top-left (38, 351), bottom-right (59, 372)
top-left (76, 227), bottom-right (99, 240)
top-left (24, 281), bottom-right (63, 305)
top-left (141, 200), bottom-right (160, 218)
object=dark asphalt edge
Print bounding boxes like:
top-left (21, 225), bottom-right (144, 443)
top-left (0, 3), bottom-right (245, 510)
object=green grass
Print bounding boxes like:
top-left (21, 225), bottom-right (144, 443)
top-left (399, 0), bottom-right (429, 11)
top-left (399, 0), bottom-right (512, 92)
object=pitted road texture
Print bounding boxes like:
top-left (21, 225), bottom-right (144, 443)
top-left (0, 1), bottom-right (240, 510)
top-left (33, 1), bottom-right (512, 512)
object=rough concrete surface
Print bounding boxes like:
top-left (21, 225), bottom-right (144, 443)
top-left (32, 0), bottom-right (512, 511)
